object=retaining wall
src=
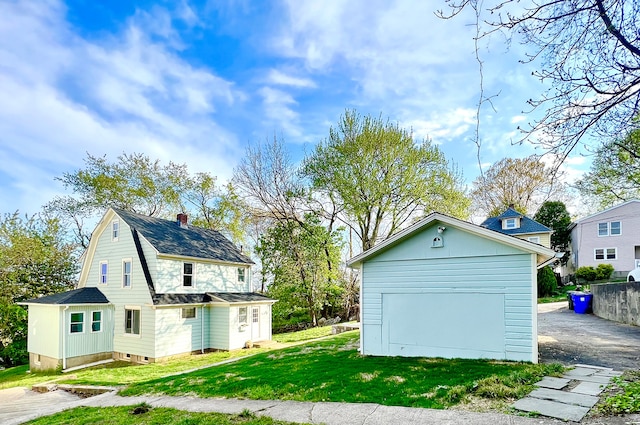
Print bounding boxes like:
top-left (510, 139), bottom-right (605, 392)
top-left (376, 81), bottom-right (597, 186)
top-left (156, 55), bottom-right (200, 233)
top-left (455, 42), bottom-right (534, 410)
top-left (591, 282), bottom-right (640, 326)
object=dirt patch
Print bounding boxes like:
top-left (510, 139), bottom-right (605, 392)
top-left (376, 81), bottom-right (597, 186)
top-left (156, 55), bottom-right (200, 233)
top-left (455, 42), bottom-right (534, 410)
top-left (537, 302), bottom-right (640, 370)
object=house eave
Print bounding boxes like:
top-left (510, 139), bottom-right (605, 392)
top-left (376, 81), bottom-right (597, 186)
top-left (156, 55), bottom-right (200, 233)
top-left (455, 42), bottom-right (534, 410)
top-left (157, 253), bottom-right (254, 266)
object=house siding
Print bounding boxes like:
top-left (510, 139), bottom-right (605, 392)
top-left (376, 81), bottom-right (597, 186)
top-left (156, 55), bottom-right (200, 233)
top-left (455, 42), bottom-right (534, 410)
top-left (64, 305), bottom-right (114, 358)
top-left (570, 201), bottom-right (640, 273)
top-left (27, 305), bottom-right (60, 359)
top-left (514, 232), bottom-right (551, 248)
top-left (155, 259), bottom-right (251, 294)
top-left (155, 306), bottom-right (208, 358)
top-left (210, 306), bottom-right (230, 350)
top-left (360, 222), bottom-right (537, 362)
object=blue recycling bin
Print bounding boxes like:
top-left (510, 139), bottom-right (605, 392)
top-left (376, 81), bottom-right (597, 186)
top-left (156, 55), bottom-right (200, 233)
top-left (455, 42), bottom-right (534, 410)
top-left (571, 292), bottom-right (592, 314)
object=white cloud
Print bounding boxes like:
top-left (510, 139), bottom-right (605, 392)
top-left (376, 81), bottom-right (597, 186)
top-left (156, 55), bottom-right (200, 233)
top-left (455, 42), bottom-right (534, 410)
top-left (266, 69), bottom-right (316, 88)
top-left (0, 0), bottom-right (244, 214)
top-left (258, 87), bottom-right (302, 137)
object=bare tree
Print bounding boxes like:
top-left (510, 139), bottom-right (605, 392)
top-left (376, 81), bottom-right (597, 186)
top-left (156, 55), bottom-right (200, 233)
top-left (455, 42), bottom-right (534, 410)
top-left (439, 1), bottom-right (640, 163)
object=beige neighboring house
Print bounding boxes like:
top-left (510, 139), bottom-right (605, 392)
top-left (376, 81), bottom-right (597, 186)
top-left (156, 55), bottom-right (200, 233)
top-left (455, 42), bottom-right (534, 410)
top-left (480, 206), bottom-right (553, 248)
top-left (567, 200), bottom-right (640, 277)
top-left (21, 208), bottom-right (275, 371)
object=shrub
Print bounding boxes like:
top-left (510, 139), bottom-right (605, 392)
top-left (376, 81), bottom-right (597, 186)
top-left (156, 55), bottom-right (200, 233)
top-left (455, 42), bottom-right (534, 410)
top-left (595, 263), bottom-right (614, 280)
top-left (575, 266), bottom-right (597, 282)
top-left (537, 266), bottom-right (557, 297)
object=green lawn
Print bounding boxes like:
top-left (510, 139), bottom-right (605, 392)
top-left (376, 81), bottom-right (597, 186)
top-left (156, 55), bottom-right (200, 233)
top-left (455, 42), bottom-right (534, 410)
top-left (272, 325), bottom-right (333, 343)
top-left (24, 405), bottom-right (309, 425)
top-left (122, 331), bottom-right (563, 409)
top-left (0, 347), bottom-right (268, 390)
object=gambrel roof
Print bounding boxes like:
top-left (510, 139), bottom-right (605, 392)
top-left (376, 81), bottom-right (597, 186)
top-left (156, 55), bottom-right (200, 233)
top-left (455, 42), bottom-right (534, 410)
top-left (114, 209), bottom-right (253, 264)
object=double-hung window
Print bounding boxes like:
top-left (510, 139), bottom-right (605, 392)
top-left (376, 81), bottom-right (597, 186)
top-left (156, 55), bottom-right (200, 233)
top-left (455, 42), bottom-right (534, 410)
top-left (237, 268), bottom-right (246, 283)
top-left (125, 308), bottom-right (140, 335)
top-left (70, 312), bottom-right (84, 333)
top-left (183, 263), bottom-right (194, 287)
top-left (91, 311), bottom-right (102, 332)
top-left (99, 261), bottom-right (108, 284)
top-left (595, 248), bottom-right (617, 260)
top-left (239, 307), bottom-right (247, 325)
top-left (122, 260), bottom-right (132, 288)
top-left (112, 220), bottom-right (119, 241)
top-left (598, 221), bottom-right (622, 236)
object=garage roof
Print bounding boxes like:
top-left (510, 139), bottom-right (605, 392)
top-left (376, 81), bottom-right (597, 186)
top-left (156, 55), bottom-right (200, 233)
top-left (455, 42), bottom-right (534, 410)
top-left (347, 211), bottom-right (556, 268)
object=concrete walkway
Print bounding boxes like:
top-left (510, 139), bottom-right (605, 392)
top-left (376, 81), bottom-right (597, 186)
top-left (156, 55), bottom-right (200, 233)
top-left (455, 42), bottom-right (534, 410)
top-left (513, 365), bottom-right (622, 422)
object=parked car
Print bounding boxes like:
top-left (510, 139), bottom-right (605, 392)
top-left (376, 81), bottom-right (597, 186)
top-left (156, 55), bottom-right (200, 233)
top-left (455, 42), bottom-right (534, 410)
top-left (628, 267), bottom-right (640, 281)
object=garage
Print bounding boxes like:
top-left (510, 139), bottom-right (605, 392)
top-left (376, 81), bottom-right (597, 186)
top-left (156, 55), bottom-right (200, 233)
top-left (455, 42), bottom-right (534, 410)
top-left (347, 212), bottom-right (556, 363)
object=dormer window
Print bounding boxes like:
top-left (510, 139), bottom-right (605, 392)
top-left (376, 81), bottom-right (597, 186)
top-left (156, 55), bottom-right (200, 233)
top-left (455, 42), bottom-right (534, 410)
top-left (183, 263), bottom-right (194, 287)
top-left (503, 218), bottom-right (519, 230)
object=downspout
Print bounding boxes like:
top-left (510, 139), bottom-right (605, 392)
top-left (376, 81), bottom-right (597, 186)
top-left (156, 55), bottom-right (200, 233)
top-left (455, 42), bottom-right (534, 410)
top-left (201, 305), bottom-right (204, 354)
top-left (62, 306), bottom-right (69, 370)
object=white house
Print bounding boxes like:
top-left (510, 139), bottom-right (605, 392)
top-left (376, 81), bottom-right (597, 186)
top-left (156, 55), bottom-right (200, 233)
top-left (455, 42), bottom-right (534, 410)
top-left (567, 200), bottom-right (640, 276)
top-left (21, 208), bottom-right (275, 371)
top-left (347, 212), bottom-right (555, 363)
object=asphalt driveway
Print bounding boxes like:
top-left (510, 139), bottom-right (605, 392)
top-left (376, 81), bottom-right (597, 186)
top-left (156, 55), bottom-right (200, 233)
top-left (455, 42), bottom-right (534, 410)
top-left (538, 301), bottom-right (640, 370)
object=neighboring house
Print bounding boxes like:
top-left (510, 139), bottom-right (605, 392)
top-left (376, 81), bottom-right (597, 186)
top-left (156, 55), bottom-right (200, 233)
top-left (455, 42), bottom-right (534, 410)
top-left (348, 212), bottom-right (555, 363)
top-left (567, 200), bottom-right (640, 276)
top-left (21, 208), bottom-right (275, 371)
top-left (480, 206), bottom-right (553, 248)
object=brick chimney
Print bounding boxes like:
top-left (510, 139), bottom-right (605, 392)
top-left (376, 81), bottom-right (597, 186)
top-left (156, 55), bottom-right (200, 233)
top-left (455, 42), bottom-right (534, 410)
top-left (177, 213), bottom-right (188, 228)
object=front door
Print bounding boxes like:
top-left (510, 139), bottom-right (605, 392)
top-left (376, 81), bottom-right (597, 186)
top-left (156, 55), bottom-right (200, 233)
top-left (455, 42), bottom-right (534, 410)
top-left (251, 306), bottom-right (260, 340)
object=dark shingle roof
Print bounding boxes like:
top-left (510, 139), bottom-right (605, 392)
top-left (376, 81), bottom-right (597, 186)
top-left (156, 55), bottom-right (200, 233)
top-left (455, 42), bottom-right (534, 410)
top-left (22, 287), bottom-right (109, 305)
top-left (207, 292), bottom-right (275, 303)
top-left (151, 292), bottom-right (274, 305)
top-left (481, 207), bottom-right (552, 235)
top-left (114, 209), bottom-right (253, 264)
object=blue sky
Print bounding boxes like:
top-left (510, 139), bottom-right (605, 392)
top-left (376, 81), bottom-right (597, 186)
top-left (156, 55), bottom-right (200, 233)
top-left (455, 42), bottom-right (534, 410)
top-left (0, 0), bottom-right (588, 216)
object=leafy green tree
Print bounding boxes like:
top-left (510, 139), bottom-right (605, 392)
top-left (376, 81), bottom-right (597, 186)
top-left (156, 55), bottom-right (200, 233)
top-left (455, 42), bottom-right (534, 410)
top-left (256, 215), bottom-right (344, 329)
top-left (471, 156), bottom-right (564, 217)
top-left (303, 110), bottom-right (469, 251)
top-left (534, 201), bottom-right (572, 264)
top-left (46, 152), bottom-right (246, 246)
top-left (0, 213), bottom-right (77, 366)
top-left (537, 265), bottom-right (557, 298)
top-left (575, 128), bottom-right (640, 209)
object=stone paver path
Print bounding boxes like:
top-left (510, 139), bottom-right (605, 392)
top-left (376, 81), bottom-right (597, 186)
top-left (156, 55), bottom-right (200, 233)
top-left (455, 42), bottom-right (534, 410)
top-left (512, 364), bottom-right (623, 422)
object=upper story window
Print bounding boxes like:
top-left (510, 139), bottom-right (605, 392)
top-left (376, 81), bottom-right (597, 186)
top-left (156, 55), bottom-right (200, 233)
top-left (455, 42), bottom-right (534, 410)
top-left (112, 220), bottom-right (119, 241)
top-left (237, 268), bottom-right (246, 283)
top-left (598, 221), bottom-right (621, 236)
top-left (70, 312), bottom-right (84, 334)
top-left (99, 261), bottom-right (108, 285)
top-left (183, 263), bottom-right (194, 287)
top-left (122, 259), bottom-right (132, 288)
top-left (503, 218), bottom-right (518, 230)
top-left (91, 311), bottom-right (102, 332)
top-left (528, 236), bottom-right (541, 244)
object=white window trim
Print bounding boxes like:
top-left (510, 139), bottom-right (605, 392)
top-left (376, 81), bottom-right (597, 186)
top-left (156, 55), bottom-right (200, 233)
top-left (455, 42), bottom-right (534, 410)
top-left (91, 310), bottom-right (103, 333)
top-left (237, 267), bottom-right (246, 283)
top-left (112, 220), bottom-right (120, 242)
top-left (122, 258), bottom-right (132, 288)
top-left (527, 236), bottom-right (541, 244)
top-left (183, 262), bottom-right (195, 287)
top-left (239, 306), bottom-right (248, 325)
top-left (181, 307), bottom-right (197, 320)
top-left (598, 221), bottom-right (623, 237)
top-left (594, 247), bottom-right (617, 260)
top-left (503, 218), bottom-right (518, 230)
top-left (99, 261), bottom-right (108, 285)
top-left (69, 312), bottom-right (84, 334)
top-left (610, 221), bottom-right (622, 236)
top-left (124, 306), bottom-right (141, 337)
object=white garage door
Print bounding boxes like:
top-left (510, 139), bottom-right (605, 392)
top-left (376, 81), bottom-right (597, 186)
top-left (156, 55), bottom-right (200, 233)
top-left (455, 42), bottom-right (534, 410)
top-left (382, 292), bottom-right (506, 359)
